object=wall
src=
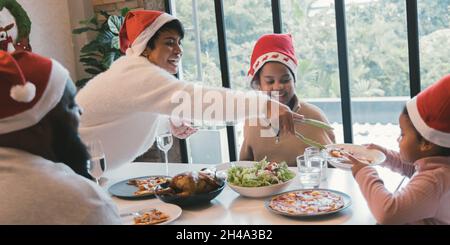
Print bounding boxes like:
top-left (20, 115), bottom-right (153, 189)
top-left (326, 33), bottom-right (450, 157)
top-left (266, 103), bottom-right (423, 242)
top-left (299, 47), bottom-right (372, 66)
top-left (68, 0), bottom-right (95, 82)
top-left (91, 0), bottom-right (165, 17)
top-left (91, 0), bottom-right (165, 12)
top-left (17, 0), bottom-right (76, 79)
top-left (143, 0), bottom-right (165, 11)
top-left (14, 0), bottom-right (163, 81)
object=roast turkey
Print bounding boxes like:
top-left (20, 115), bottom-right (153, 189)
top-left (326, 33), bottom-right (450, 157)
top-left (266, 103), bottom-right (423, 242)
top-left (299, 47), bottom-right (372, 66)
top-left (156, 169), bottom-right (224, 197)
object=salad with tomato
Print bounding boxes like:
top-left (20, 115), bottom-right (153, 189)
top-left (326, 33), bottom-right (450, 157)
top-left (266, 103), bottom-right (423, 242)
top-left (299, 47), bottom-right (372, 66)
top-left (227, 158), bottom-right (295, 187)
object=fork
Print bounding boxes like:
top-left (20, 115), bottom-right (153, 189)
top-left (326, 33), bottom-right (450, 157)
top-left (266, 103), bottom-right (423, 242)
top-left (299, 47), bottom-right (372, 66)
top-left (394, 176), bottom-right (407, 193)
top-left (120, 208), bottom-right (156, 218)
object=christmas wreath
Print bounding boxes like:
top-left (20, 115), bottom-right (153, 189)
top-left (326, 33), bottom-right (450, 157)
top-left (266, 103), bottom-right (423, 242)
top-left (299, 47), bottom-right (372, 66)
top-left (0, 0), bottom-right (32, 51)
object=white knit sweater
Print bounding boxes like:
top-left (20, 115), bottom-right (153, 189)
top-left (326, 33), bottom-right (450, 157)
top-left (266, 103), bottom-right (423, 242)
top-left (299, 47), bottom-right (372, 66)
top-left (76, 56), bottom-right (268, 169)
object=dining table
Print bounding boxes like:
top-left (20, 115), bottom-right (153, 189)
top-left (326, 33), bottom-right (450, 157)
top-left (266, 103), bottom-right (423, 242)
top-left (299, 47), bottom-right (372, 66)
top-left (103, 162), bottom-right (405, 225)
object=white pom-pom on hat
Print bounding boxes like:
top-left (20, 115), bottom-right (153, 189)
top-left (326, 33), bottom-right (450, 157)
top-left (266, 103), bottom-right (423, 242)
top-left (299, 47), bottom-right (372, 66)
top-left (10, 81), bottom-right (36, 103)
top-left (1, 50), bottom-right (37, 104)
top-left (1, 51), bottom-right (69, 135)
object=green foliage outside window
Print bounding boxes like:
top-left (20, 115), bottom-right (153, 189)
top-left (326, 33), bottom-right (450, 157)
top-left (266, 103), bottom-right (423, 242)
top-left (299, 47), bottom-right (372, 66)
top-left (174, 0), bottom-right (449, 98)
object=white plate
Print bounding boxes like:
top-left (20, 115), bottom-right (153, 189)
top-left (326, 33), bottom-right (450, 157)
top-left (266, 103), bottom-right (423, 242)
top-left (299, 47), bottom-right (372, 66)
top-left (119, 202), bottom-right (182, 225)
top-left (227, 177), bottom-right (295, 198)
top-left (325, 144), bottom-right (386, 170)
top-left (265, 189), bottom-right (352, 217)
top-left (108, 175), bottom-right (170, 199)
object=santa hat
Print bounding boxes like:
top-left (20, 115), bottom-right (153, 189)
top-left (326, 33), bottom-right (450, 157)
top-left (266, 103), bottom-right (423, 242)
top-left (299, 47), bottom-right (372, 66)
top-left (119, 10), bottom-right (177, 56)
top-left (247, 33), bottom-right (298, 83)
top-left (406, 74), bottom-right (450, 148)
top-left (0, 50), bottom-right (69, 134)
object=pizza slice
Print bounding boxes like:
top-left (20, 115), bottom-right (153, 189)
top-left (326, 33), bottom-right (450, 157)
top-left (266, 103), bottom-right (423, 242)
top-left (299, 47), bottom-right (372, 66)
top-left (133, 209), bottom-right (170, 225)
top-left (328, 148), bottom-right (373, 164)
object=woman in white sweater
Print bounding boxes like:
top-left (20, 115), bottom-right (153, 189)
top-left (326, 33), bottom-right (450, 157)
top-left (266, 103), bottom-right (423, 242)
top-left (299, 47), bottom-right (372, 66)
top-left (76, 10), bottom-right (301, 169)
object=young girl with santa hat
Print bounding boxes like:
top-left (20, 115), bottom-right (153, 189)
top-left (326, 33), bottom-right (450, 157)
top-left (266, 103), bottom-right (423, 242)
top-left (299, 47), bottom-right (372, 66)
top-left (76, 10), bottom-right (302, 170)
top-left (240, 33), bottom-right (335, 166)
top-left (346, 74), bottom-right (450, 224)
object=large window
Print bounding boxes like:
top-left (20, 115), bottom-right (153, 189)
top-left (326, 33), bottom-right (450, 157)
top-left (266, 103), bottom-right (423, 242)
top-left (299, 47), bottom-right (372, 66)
top-left (418, 0), bottom-right (450, 90)
top-left (174, 0), bottom-right (222, 87)
top-left (168, 0), bottom-right (449, 162)
top-left (224, 0), bottom-right (273, 153)
top-left (174, 0), bottom-right (230, 164)
top-left (346, 0), bottom-right (409, 150)
top-left (282, 0), bottom-right (344, 143)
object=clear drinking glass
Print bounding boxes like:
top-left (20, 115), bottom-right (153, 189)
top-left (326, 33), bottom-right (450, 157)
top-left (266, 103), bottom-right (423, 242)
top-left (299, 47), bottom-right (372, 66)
top-left (297, 155), bottom-right (321, 188)
top-left (86, 140), bottom-right (106, 185)
top-left (156, 132), bottom-right (173, 176)
top-left (304, 146), bottom-right (328, 181)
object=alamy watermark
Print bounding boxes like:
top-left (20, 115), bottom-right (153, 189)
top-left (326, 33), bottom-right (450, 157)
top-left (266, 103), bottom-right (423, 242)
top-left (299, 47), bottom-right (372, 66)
top-left (169, 87), bottom-right (281, 137)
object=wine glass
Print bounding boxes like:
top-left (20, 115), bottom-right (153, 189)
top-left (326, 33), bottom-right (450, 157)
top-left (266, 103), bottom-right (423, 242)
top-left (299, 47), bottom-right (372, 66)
top-left (86, 140), bottom-right (106, 185)
top-left (156, 132), bottom-right (173, 176)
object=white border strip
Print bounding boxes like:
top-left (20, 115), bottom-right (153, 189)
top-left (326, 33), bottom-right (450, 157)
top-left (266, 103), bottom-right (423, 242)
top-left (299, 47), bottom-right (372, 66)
top-left (125, 13), bottom-right (176, 57)
top-left (247, 51), bottom-right (297, 83)
top-left (407, 97), bottom-right (450, 148)
top-left (0, 60), bottom-right (68, 134)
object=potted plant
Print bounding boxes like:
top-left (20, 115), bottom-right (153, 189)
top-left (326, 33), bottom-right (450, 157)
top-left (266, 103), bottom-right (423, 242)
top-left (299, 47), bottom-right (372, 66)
top-left (72, 8), bottom-right (129, 88)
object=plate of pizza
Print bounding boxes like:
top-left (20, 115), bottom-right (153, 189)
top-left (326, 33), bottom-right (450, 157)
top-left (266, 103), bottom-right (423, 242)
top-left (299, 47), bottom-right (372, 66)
top-left (266, 189), bottom-right (351, 217)
top-left (120, 202), bottom-right (182, 225)
top-left (325, 144), bottom-right (386, 170)
top-left (108, 176), bottom-right (171, 199)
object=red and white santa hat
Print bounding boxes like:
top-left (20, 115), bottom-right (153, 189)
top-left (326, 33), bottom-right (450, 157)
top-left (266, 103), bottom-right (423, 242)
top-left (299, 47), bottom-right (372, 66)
top-left (247, 33), bottom-right (298, 83)
top-left (0, 50), bottom-right (70, 134)
top-left (119, 10), bottom-right (177, 56)
top-left (406, 74), bottom-right (450, 148)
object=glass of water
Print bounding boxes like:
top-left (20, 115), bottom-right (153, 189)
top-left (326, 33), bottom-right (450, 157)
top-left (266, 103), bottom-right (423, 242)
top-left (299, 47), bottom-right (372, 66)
top-left (87, 140), bottom-right (106, 185)
top-left (297, 155), bottom-right (322, 189)
top-left (304, 146), bottom-right (328, 181)
top-left (156, 131), bottom-right (173, 176)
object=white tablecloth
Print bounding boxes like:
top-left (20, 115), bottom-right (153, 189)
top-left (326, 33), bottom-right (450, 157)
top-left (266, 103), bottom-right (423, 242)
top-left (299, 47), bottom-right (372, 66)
top-left (103, 162), bottom-right (404, 225)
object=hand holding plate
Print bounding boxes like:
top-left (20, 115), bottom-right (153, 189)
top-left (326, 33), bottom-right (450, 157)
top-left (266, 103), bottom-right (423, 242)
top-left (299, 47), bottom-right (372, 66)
top-left (342, 152), bottom-right (370, 177)
top-left (363, 143), bottom-right (388, 155)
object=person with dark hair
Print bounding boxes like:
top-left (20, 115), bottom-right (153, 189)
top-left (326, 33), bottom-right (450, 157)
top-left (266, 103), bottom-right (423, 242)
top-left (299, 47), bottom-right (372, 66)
top-left (240, 34), bottom-right (335, 166)
top-left (76, 10), bottom-right (302, 170)
top-left (345, 74), bottom-right (450, 225)
top-left (0, 50), bottom-right (120, 224)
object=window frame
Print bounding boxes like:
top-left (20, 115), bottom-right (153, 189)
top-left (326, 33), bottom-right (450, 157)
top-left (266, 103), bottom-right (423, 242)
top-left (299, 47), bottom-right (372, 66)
top-left (165, 0), bottom-right (422, 163)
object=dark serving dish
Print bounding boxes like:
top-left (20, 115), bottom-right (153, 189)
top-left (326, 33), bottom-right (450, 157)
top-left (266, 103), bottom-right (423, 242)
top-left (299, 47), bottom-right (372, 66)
top-left (155, 182), bottom-right (225, 207)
